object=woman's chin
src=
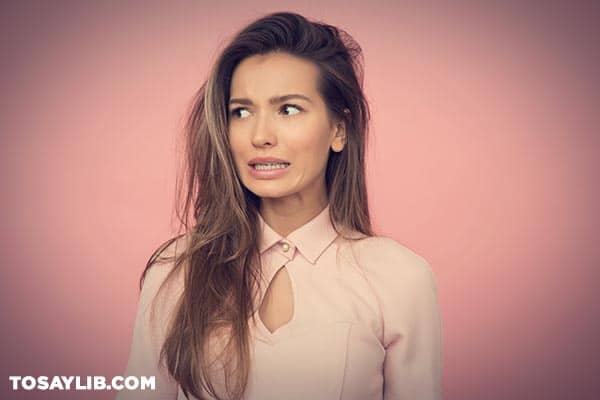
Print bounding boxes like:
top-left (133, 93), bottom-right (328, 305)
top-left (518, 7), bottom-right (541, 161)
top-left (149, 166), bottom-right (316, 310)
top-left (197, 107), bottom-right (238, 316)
top-left (246, 184), bottom-right (292, 200)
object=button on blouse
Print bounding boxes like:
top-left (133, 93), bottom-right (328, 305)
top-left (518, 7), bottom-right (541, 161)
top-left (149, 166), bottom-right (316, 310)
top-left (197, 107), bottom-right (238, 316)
top-left (117, 204), bottom-right (443, 400)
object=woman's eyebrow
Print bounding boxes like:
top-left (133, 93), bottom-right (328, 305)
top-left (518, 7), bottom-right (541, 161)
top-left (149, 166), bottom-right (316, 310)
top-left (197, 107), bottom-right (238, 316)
top-left (229, 94), bottom-right (313, 106)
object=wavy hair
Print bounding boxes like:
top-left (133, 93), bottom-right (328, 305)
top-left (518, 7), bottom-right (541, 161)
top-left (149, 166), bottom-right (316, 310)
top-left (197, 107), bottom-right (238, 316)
top-left (141, 11), bottom-right (373, 400)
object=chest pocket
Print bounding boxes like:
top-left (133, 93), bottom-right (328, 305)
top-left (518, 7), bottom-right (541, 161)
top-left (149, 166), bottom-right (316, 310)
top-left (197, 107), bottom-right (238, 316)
top-left (246, 321), bottom-right (351, 400)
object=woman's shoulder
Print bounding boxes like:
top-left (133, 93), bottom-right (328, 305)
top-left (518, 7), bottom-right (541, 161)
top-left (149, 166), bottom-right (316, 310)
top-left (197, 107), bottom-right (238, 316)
top-left (141, 233), bottom-right (191, 295)
top-left (344, 234), bottom-right (433, 283)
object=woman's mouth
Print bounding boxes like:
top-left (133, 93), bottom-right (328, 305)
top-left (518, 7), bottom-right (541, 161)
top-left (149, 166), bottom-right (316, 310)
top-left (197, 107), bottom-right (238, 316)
top-left (247, 162), bottom-right (291, 179)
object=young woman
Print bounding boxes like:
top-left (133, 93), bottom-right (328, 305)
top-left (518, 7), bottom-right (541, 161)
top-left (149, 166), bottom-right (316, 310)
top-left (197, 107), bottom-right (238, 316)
top-left (117, 11), bottom-right (442, 400)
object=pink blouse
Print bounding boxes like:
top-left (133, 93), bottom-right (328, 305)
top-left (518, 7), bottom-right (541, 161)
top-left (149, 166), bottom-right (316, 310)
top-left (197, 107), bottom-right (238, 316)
top-left (117, 204), bottom-right (443, 399)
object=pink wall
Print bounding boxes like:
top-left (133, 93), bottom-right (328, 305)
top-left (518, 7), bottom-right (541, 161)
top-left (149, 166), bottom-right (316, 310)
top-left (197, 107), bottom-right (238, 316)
top-left (1, 1), bottom-right (598, 399)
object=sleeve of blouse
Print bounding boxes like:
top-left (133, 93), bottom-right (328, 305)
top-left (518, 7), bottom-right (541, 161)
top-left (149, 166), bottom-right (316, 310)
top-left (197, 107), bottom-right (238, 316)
top-left (115, 262), bottom-right (181, 400)
top-left (376, 240), bottom-right (443, 400)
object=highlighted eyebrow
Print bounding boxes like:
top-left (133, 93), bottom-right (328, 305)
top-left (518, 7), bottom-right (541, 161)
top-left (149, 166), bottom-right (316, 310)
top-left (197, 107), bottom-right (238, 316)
top-left (229, 94), bottom-right (313, 107)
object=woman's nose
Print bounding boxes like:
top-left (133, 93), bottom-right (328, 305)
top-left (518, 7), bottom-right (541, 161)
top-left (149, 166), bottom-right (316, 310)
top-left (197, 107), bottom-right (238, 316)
top-left (251, 112), bottom-right (277, 147)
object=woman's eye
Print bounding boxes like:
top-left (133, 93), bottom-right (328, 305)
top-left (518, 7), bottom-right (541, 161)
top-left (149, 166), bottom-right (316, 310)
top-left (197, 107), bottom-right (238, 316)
top-left (230, 104), bottom-right (302, 119)
top-left (230, 108), bottom-right (250, 119)
top-left (281, 104), bottom-right (302, 116)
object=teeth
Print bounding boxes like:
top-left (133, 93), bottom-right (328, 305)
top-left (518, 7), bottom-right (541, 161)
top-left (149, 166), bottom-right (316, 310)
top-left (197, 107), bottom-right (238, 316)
top-left (253, 163), bottom-right (289, 170)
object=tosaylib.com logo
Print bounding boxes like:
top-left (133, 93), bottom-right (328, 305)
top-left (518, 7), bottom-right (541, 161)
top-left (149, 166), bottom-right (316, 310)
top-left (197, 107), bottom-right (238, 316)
top-left (9, 375), bottom-right (156, 391)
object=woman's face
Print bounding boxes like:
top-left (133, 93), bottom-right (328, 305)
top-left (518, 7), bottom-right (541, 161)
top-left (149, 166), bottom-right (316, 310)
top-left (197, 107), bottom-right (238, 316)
top-left (227, 51), bottom-right (346, 208)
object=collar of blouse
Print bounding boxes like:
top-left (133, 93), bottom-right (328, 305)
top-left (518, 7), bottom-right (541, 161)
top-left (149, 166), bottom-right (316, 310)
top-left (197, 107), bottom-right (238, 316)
top-left (257, 204), bottom-right (339, 265)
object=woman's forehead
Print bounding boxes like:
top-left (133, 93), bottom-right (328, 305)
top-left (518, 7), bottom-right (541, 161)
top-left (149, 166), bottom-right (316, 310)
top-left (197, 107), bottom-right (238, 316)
top-left (230, 53), bottom-right (321, 100)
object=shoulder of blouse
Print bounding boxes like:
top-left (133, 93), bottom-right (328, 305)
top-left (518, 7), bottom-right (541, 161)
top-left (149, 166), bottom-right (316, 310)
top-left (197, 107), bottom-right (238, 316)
top-left (145, 232), bottom-right (192, 279)
top-left (343, 235), bottom-right (433, 278)
top-left (138, 234), bottom-right (190, 322)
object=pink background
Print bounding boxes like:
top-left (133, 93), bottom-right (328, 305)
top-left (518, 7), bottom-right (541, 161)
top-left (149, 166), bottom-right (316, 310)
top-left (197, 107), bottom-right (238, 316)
top-left (1, 1), bottom-right (598, 399)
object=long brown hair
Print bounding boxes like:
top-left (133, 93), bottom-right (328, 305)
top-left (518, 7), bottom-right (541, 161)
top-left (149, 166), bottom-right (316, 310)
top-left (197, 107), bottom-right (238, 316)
top-left (142, 11), bottom-right (374, 400)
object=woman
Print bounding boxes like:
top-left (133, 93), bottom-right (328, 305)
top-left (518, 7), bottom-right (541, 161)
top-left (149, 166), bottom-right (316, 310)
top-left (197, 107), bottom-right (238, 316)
top-left (117, 11), bottom-right (442, 400)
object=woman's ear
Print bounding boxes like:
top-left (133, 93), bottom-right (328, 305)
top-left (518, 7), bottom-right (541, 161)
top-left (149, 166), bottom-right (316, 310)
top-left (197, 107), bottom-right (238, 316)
top-left (331, 124), bottom-right (346, 152)
top-left (331, 114), bottom-right (348, 153)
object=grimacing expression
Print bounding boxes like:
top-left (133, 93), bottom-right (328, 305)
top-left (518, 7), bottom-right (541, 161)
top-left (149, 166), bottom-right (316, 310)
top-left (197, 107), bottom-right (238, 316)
top-left (227, 52), bottom-right (346, 201)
